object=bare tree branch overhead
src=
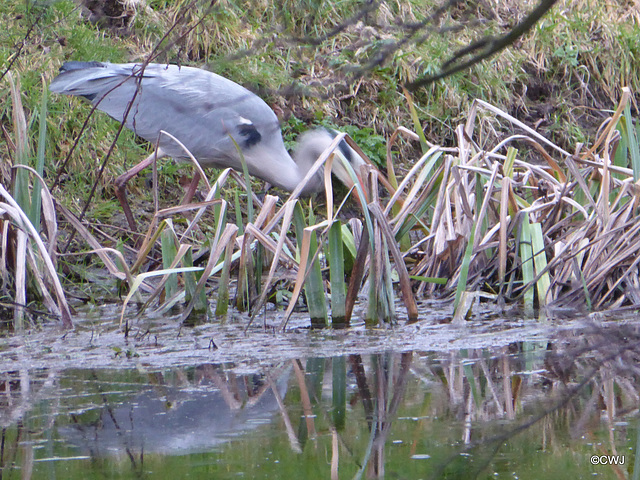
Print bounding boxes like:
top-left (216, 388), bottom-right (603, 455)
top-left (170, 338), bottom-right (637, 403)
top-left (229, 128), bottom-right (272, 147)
top-left (181, 0), bottom-right (560, 97)
top-left (67, 0), bottom-right (558, 100)
top-left (406, 0), bottom-right (560, 90)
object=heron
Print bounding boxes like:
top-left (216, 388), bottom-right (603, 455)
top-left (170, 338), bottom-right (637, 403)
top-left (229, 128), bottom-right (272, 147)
top-left (50, 61), bottom-right (367, 231)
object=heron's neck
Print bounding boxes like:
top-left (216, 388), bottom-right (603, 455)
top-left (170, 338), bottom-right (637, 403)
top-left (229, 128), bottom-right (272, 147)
top-left (290, 149), bottom-right (324, 194)
top-left (248, 150), bottom-right (323, 194)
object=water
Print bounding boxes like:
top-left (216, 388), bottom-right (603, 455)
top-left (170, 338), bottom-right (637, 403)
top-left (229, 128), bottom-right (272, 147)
top-left (1, 307), bottom-right (638, 479)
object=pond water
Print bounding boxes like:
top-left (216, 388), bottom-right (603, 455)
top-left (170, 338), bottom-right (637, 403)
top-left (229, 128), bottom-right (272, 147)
top-left (1, 306), bottom-right (639, 479)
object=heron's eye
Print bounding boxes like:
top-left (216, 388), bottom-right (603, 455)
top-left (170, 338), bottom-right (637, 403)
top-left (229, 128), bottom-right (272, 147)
top-left (238, 123), bottom-right (261, 148)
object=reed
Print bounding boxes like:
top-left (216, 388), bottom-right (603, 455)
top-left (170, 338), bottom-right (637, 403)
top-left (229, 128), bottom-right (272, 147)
top-left (1, 74), bottom-right (72, 328)
top-left (23, 81), bottom-right (640, 327)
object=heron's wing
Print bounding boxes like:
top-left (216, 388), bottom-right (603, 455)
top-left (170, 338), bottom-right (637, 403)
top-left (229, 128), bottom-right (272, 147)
top-left (50, 62), bottom-right (284, 164)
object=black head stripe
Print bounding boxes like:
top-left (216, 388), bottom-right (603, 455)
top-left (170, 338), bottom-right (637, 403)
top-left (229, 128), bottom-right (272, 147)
top-left (325, 127), bottom-right (353, 164)
top-left (238, 123), bottom-right (261, 148)
top-left (337, 137), bottom-right (353, 164)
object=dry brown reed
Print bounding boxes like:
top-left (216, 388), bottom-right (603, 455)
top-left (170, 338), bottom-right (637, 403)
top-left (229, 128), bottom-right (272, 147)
top-left (35, 90), bottom-right (640, 327)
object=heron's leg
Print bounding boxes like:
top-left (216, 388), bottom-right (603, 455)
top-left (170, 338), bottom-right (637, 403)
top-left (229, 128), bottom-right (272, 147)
top-left (114, 150), bottom-right (165, 231)
top-left (180, 171), bottom-right (202, 205)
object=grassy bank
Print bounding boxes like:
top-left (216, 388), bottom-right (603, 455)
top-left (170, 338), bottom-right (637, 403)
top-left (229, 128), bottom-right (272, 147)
top-left (3, 0), bottom-right (640, 170)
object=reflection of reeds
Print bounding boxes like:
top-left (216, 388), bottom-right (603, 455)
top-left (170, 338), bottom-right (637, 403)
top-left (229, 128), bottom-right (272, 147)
top-left (3, 331), bottom-right (640, 477)
top-left (420, 328), bottom-right (640, 478)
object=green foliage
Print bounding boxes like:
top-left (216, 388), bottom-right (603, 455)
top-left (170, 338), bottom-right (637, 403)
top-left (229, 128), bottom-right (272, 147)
top-left (328, 220), bottom-right (346, 323)
top-left (617, 106), bottom-right (640, 182)
top-left (552, 44), bottom-right (580, 67)
top-left (283, 116), bottom-right (308, 148)
top-left (293, 202), bottom-right (328, 327)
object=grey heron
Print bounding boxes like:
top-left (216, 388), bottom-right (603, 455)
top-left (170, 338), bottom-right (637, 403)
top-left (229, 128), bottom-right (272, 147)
top-left (50, 61), bottom-right (366, 231)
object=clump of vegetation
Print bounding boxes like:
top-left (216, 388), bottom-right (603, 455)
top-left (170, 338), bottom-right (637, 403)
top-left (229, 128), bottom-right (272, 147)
top-left (51, 91), bottom-right (640, 329)
top-left (1, 73), bottom-right (71, 328)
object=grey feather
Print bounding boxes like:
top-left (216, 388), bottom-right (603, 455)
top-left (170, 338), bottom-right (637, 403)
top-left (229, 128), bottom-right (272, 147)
top-left (50, 62), bottom-right (365, 194)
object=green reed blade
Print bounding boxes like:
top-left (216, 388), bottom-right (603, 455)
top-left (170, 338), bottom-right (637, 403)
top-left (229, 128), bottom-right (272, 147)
top-left (161, 224), bottom-right (179, 299)
top-left (215, 239), bottom-right (235, 317)
top-left (519, 216), bottom-right (535, 315)
top-left (453, 224), bottom-right (476, 312)
top-left (623, 102), bottom-right (640, 181)
top-left (30, 84), bottom-right (48, 232)
top-left (530, 222), bottom-right (550, 308)
top-left (293, 203), bottom-right (327, 327)
top-left (328, 220), bottom-right (346, 325)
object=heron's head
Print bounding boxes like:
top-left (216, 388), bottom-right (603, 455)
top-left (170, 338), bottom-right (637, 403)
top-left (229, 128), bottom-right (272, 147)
top-left (294, 128), bottom-right (368, 197)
